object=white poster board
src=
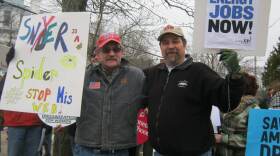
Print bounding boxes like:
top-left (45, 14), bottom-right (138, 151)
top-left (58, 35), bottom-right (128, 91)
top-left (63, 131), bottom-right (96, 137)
top-left (0, 12), bottom-right (90, 117)
top-left (192, 0), bottom-right (271, 56)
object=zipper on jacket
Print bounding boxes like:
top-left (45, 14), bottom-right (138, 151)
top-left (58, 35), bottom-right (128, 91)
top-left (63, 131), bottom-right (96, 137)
top-left (156, 70), bottom-right (172, 146)
top-left (101, 69), bottom-right (124, 149)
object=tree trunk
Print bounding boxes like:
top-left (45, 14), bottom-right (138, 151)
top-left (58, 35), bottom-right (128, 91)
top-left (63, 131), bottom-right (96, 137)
top-left (62, 0), bottom-right (87, 12)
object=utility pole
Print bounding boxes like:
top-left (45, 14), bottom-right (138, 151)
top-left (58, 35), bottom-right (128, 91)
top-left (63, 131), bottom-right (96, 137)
top-left (254, 56), bottom-right (257, 76)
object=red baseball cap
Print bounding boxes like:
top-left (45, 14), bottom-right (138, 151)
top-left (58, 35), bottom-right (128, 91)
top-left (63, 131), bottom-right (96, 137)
top-left (96, 32), bottom-right (121, 50)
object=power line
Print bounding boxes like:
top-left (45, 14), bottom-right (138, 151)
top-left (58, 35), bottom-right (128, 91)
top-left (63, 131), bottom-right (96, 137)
top-left (124, 44), bottom-right (163, 58)
top-left (269, 16), bottom-right (280, 28)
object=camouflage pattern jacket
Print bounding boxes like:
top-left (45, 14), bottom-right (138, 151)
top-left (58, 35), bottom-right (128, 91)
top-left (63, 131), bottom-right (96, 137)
top-left (221, 95), bottom-right (259, 148)
top-left (270, 91), bottom-right (280, 109)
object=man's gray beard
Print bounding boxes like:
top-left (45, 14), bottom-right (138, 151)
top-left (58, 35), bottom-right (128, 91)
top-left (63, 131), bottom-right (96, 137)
top-left (165, 54), bottom-right (180, 67)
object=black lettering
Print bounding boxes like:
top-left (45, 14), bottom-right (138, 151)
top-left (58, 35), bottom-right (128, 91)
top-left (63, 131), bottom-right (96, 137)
top-left (208, 19), bottom-right (219, 32)
top-left (263, 117), bottom-right (270, 129)
top-left (260, 144), bottom-right (270, 156)
top-left (232, 20), bottom-right (249, 34)
top-left (220, 20), bottom-right (231, 33)
top-left (261, 131), bottom-right (268, 143)
top-left (271, 117), bottom-right (279, 130)
top-left (43, 71), bottom-right (51, 80)
top-left (269, 131), bottom-right (280, 144)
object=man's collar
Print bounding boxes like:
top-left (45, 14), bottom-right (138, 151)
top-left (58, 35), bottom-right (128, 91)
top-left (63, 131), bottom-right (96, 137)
top-left (158, 54), bottom-right (193, 70)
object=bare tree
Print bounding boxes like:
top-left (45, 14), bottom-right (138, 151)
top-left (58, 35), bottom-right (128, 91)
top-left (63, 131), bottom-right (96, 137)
top-left (84, 0), bottom-right (165, 68)
top-left (54, 0), bottom-right (87, 12)
top-left (56, 0), bottom-right (197, 68)
top-left (191, 52), bottom-right (227, 77)
top-left (163, 0), bottom-right (194, 17)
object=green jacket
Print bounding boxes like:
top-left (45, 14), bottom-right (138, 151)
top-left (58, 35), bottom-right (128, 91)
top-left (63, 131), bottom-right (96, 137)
top-left (221, 95), bottom-right (259, 148)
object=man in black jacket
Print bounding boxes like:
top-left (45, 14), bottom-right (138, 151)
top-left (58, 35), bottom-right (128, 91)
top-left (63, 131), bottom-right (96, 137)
top-left (143, 25), bottom-right (244, 156)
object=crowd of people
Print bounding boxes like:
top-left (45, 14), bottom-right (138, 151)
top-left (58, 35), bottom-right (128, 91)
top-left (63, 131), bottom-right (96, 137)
top-left (0, 25), bottom-right (279, 156)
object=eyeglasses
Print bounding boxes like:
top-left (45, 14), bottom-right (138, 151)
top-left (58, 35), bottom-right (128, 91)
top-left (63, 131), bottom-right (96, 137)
top-left (102, 46), bottom-right (122, 54)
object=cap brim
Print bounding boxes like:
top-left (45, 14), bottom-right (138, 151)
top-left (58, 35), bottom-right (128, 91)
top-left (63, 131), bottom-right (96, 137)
top-left (157, 32), bottom-right (183, 41)
top-left (97, 39), bottom-right (121, 49)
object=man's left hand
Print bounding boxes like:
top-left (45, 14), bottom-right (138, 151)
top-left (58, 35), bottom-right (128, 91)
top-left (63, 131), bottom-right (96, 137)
top-left (219, 49), bottom-right (241, 74)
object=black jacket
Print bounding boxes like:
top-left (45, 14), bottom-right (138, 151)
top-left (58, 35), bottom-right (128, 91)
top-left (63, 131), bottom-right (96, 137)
top-left (143, 56), bottom-right (244, 155)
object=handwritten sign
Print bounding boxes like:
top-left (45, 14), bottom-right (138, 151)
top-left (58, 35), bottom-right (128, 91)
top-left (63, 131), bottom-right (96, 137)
top-left (0, 12), bottom-right (90, 118)
top-left (246, 109), bottom-right (280, 156)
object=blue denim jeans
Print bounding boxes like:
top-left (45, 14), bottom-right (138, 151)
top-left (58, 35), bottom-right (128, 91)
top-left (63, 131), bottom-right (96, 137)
top-left (8, 126), bottom-right (42, 156)
top-left (74, 144), bottom-right (129, 156)
top-left (154, 148), bottom-right (212, 156)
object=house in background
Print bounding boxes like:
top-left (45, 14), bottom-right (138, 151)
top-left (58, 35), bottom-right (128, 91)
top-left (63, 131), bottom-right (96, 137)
top-left (0, 0), bottom-right (42, 76)
top-left (0, 0), bottom-right (27, 46)
top-left (0, 0), bottom-right (45, 46)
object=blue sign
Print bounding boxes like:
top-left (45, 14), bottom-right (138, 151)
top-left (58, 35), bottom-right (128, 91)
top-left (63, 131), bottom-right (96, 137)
top-left (246, 109), bottom-right (280, 156)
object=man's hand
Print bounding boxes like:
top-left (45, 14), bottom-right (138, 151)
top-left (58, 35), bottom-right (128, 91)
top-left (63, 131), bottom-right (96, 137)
top-left (219, 49), bottom-right (240, 74)
top-left (214, 134), bottom-right (222, 143)
top-left (54, 124), bottom-right (64, 133)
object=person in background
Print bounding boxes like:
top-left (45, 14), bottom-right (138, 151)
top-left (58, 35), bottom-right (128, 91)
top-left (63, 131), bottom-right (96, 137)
top-left (0, 47), bottom-right (44, 156)
top-left (268, 80), bottom-right (280, 109)
top-left (74, 32), bottom-right (145, 156)
top-left (86, 46), bottom-right (100, 70)
top-left (53, 125), bottom-right (75, 156)
top-left (143, 25), bottom-right (245, 156)
top-left (215, 72), bottom-right (260, 156)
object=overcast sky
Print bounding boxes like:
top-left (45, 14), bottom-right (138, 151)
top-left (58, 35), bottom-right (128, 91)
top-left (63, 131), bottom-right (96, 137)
top-left (156, 0), bottom-right (280, 66)
top-left (266, 0), bottom-right (280, 55)
top-left (23, 0), bottom-right (280, 66)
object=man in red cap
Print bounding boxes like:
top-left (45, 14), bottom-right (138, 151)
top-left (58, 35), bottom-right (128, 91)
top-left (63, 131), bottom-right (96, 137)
top-left (74, 32), bottom-right (145, 156)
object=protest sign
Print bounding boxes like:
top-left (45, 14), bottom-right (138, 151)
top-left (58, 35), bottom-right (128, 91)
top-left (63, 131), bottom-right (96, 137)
top-left (137, 109), bottom-right (148, 145)
top-left (38, 114), bottom-right (76, 127)
top-left (193, 0), bottom-right (271, 56)
top-left (246, 109), bottom-right (280, 156)
top-left (205, 0), bottom-right (258, 50)
top-left (0, 12), bottom-right (90, 118)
